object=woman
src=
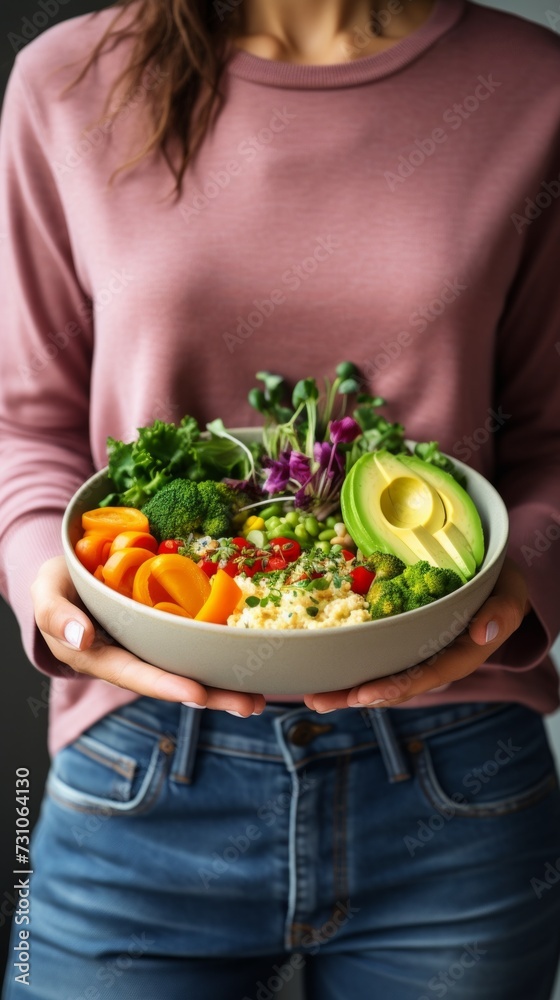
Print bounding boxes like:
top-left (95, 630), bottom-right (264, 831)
top-left (1, 0), bottom-right (560, 996)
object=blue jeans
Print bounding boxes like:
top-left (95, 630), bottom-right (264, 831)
top-left (3, 698), bottom-right (560, 1000)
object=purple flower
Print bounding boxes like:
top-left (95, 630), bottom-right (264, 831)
top-left (288, 450), bottom-right (311, 483)
top-left (329, 417), bottom-right (361, 446)
top-left (294, 441), bottom-right (345, 517)
top-left (262, 450), bottom-right (291, 494)
top-left (262, 449), bottom-right (311, 495)
top-left (262, 442), bottom-right (346, 518)
top-left (313, 441), bottom-right (344, 476)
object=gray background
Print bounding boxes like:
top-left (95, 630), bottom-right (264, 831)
top-left (0, 0), bottom-right (559, 996)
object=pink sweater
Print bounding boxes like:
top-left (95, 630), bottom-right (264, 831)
top-left (1, 0), bottom-right (559, 759)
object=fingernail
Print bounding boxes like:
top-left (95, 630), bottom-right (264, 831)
top-left (181, 701), bottom-right (206, 709)
top-left (252, 708), bottom-right (264, 715)
top-left (226, 710), bottom-right (245, 717)
top-left (316, 708), bottom-right (337, 714)
top-left (366, 699), bottom-right (386, 707)
top-left (485, 620), bottom-right (499, 643)
top-left (432, 683), bottom-right (451, 692)
top-left (63, 620), bottom-right (84, 650)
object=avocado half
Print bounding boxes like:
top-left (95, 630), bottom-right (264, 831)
top-left (340, 450), bottom-right (485, 581)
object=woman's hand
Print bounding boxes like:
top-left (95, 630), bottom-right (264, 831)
top-left (303, 557), bottom-right (530, 714)
top-left (31, 556), bottom-right (266, 717)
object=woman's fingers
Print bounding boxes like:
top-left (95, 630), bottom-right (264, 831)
top-left (33, 555), bottom-right (265, 716)
top-left (31, 555), bottom-right (95, 652)
top-left (304, 630), bottom-right (493, 714)
top-left (42, 630), bottom-right (265, 715)
top-left (467, 557), bottom-right (529, 647)
top-left (305, 558), bottom-right (530, 713)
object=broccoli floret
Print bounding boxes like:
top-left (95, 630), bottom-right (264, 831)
top-left (367, 579), bottom-right (406, 619)
top-left (141, 480), bottom-right (245, 541)
top-left (401, 561), bottom-right (433, 608)
top-left (367, 559), bottom-right (465, 619)
top-left (402, 561), bottom-right (463, 602)
top-left (423, 566), bottom-right (463, 599)
top-left (364, 551), bottom-right (406, 580)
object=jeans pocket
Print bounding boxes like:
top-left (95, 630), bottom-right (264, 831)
top-left (409, 703), bottom-right (559, 819)
top-left (46, 712), bottom-right (175, 816)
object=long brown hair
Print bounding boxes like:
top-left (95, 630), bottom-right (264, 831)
top-left (59, 1), bottom-right (242, 201)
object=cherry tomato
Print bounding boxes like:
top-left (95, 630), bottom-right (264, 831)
top-left (267, 554), bottom-right (288, 572)
top-left (268, 537), bottom-right (301, 563)
top-left (341, 549), bottom-right (355, 562)
top-left (241, 556), bottom-right (265, 577)
top-left (157, 539), bottom-right (183, 555)
top-left (199, 557), bottom-right (219, 578)
top-left (349, 565), bottom-right (376, 595)
top-left (231, 537), bottom-right (251, 550)
top-left (223, 538), bottom-right (266, 577)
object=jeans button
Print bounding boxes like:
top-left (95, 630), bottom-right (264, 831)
top-left (287, 721), bottom-right (333, 746)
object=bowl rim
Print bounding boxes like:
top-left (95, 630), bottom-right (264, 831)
top-left (62, 444), bottom-right (509, 640)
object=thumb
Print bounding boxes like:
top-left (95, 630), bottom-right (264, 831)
top-left (32, 555), bottom-right (96, 652)
top-left (468, 557), bottom-right (528, 648)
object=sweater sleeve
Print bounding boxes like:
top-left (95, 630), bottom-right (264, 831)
top-left (490, 153), bottom-right (560, 673)
top-left (0, 57), bottom-right (95, 677)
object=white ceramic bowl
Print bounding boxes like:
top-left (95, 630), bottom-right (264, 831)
top-left (62, 435), bottom-right (509, 694)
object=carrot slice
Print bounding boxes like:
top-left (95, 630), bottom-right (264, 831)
top-left (75, 532), bottom-right (113, 574)
top-left (132, 558), bottom-right (173, 607)
top-left (102, 548), bottom-right (154, 598)
top-left (149, 554), bottom-right (211, 617)
top-left (82, 507), bottom-right (149, 539)
top-left (109, 531), bottom-right (158, 555)
top-left (153, 602), bottom-right (192, 618)
top-left (195, 569), bottom-right (243, 625)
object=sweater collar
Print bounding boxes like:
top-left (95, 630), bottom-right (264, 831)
top-left (225, 0), bottom-right (467, 89)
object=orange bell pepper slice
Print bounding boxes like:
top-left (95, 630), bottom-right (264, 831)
top-left (82, 507), bottom-right (149, 540)
top-left (132, 558), bottom-right (174, 607)
top-left (140, 554), bottom-right (211, 617)
top-left (75, 532), bottom-right (113, 574)
top-left (102, 548), bottom-right (154, 599)
top-left (153, 602), bottom-right (192, 618)
top-left (93, 565), bottom-right (105, 581)
top-left (109, 531), bottom-right (158, 555)
top-left (195, 569), bottom-right (243, 625)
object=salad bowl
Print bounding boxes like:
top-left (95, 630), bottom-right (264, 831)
top-left (62, 432), bottom-right (509, 695)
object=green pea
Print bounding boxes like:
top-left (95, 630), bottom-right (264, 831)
top-left (318, 528), bottom-right (336, 541)
top-left (268, 528), bottom-right (297, 542)
top-left (294, 524), bottom-right (310, 542)
top-left (314, 540), bottom-right (331, 555)
top-left (264, 517), bottom-right (281, 531)
top-left (325, 516), bottom-right (338, 528)
top-left (285, 512), bottom-right (299, 527)
top-left (304, 516), bottom-right (320, 537)
top-left (260, 503), bottom-right (284, 520)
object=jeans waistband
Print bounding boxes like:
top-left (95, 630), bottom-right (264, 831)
top-left (112, 697), bottom-right (515, 787)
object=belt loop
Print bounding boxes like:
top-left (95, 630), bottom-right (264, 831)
top-left (169, 705), bottom-right (202, 784)
top-left (365, 708), bottom-right (411, 783)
